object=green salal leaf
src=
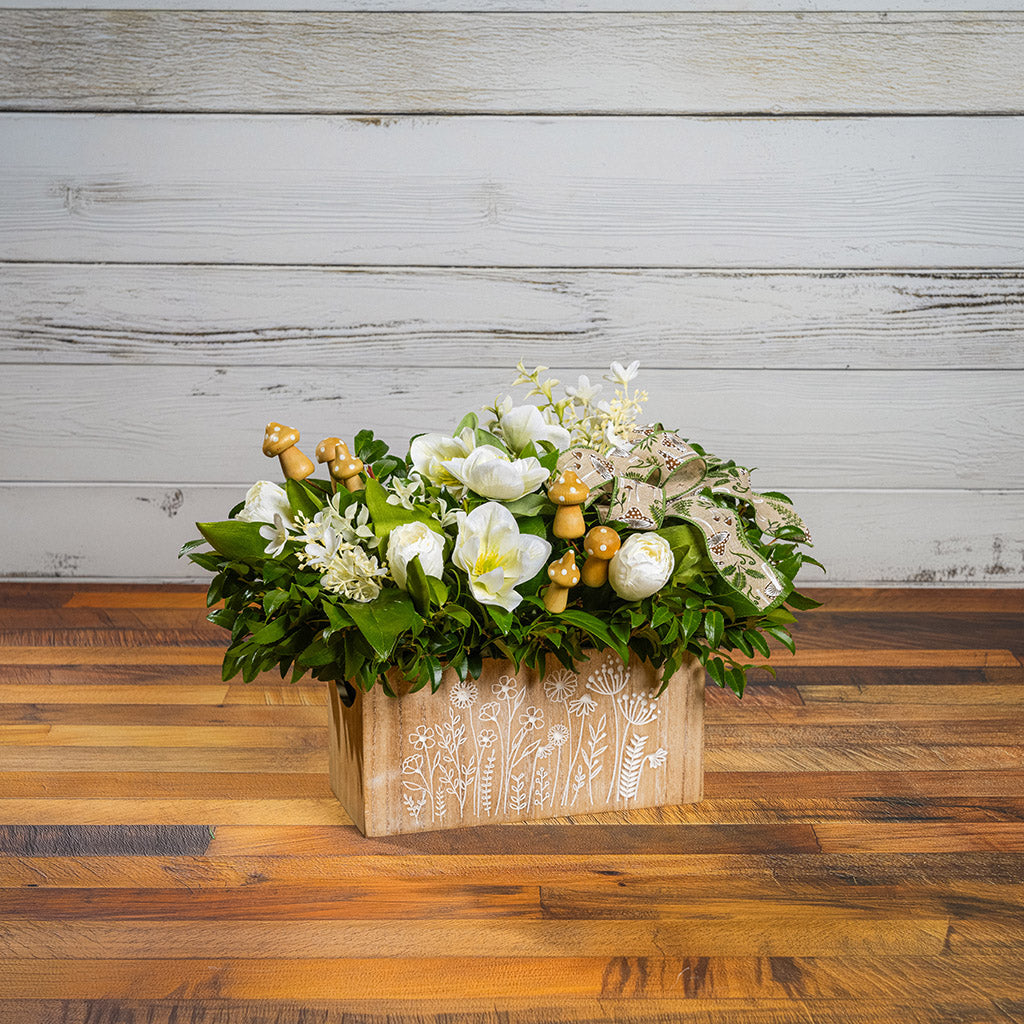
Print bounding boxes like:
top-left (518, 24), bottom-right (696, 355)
top-left (703, 608), bottom-right (724, 648)
top-left (454, 411), bottom-right (478, 435)
top-left (786, 590), bottom-right (823, 611)
top-left (405, 556), bottom-right (432, 616)
top-left (344, 589), bottom-right (424, 660)
top-left (285, 478), bottom-right (323, 519)
top-left (196, 520), bottom-right (268, 562)
top-left (364, 477), bottom-right (443, 542)
top-left (178, 538), bottom-right (208, 557)
top-left (503, 493), bottom-right (551, 517)
top-left (557, 609), bottom-right (629, 663)
top-left (474, 427), bottom-right (510, 454)
top-left (250, 618), bottom-right (289, 646)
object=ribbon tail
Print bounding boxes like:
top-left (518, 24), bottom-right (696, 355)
top-left (667, 495), bottom-right (786, 611)
top-left (706, 467), bottom-right (812, 543)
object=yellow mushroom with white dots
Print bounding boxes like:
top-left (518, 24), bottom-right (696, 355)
top-left (581, 525), bottom-right (621, 587)
top-left (547, 471), bottom-right (590, 539)
top-left (263, 422), bottom-right (315, 481)
top-left (328, 440), bottom-right (365, 492)
top-left (542, 550), bottom-right (581, 613)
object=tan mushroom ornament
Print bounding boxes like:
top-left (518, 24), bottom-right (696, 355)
top-left (581, 526), bottom-right (621, 587)
top-left (315, 437), bottom-right (343, 491)
top-left (547, 471), bottom-right (590, 540)
top-left (263, 422), bottom-right (315, 481)
top-left (329, 441), bottom-right (365, 493)
top-left (543, 550), bottom-right (581, 613)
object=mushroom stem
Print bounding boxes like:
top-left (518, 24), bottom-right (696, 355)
top-left (542, 550), bottom-right (581, 614)
top-left (543, 582), bottom-right (571, 614)
top-left (278, 446), bottom-right (315, 482)
top-left (581, 557), bottom-right (609, 588)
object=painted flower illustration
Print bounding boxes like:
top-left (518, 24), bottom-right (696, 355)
top-left (568, 693), bottom-right (598, 717)
top-left (478, 701), bottom-right (500, 722)
top-left (543, 670), bottom-right (578, 704)
top-left (450, 680), bottom-right (479, 709)
top-left (492, 678), bottom-right (519, 701)
top-left (548, 723), bottom-right (569, 747)
top-left (478, 729), bottom-right (497, 748)
top-left (520, 706), bottom-right (544, 730)
top-left (401, 753), bottom-right (424, 774)
top-left (409, 725), bottom-right (435, 751)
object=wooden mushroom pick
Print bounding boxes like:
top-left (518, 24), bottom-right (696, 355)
top-left (316, 437), bottom-right (344, 492)
top-left (548, 471), bottom-right (590, 539)
top-left (581, 526), bottom-right (621, 587)
top-left (263, 422), bottom-right (315, 481)
top-left (543, 550), bottom-right (580, 613)
top-left (329, 441), bottom-right (365, 493)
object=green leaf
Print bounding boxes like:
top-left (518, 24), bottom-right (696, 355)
top-left (746, 629), bottom-right (771, 657)
top-left (454, 412), bottom-right (478, 434)
top-left (187, 552), bottom-right (223, 573)
top-left (474, 427), bottom-right (510, 454)
top-left (704, 609), bottom-right (724, 648)
top-left (486, 605), bottom-right (514, 635)
top-left (427, 577), bottom-right (449, 606)
top-left (344, 589), bottom-right (423, 660)
top-left (250, 618), bottom-right (289, 645)
top-left (680, 607), bottom-right (701, 640)
top-left (765, 608), bottom-right (798, 624)
top-left (285, 478), bottom-right (323, 519)
top-left (364, 477), bottom-right (442, 542)
top-left (262, 589), bottom-right (290, 616)
top-left (178, 537), bottom-right (208, 558)
top-left (503, 493), bottom-right (552, 517)
top-left (765, 625), bottom-right (796, 654)
top-left (786, 591), bottom-right (823, 611)
top-left (196, 520), bottom-right (268, 561)
top-left (558, 609), bottom-right (629, 662)
top-left (297, 635), bottom-right (335, 667)
top-left (405, 556), bottom-right (432, 616)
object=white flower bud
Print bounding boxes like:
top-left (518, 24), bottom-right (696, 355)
top-left (236, 481), bottom-right (294, 526)
top-left (386, 521), bottom-right (445, 591)
top-left (608, 533), bottom-right (675, 601)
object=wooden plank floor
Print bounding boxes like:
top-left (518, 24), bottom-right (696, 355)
top-left (0, 584), bottom-right (1021, 1022)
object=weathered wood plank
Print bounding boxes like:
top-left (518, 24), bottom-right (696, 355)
top-left (2, 366), bottom-right (1020, 487)
top-left (0, 825), bottom-right (211, 856)
top-left (5, 265), bottom-right (1023, 370)
top-left (0, 997), bottom-right (1015, 1024)
top-left (3, 115), bottom-right (1024, 266)
top-left (814, 823), bottom-right (1024, 853)
top-left (0, 916), bottom-right (948, 960)
top-left (2, 12), bottom-right (1023, 115)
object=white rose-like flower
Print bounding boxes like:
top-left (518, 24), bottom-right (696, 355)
top-left (409, 428), bottom-right (476, 492)
top-left (452, 502), bottom-right (551, 612)
top-left (498, 403), bottom-right (571, 454)
top-left (443, 445), bottom-right (550, 501)
top-left (608, 533), bottom-right (675, 601)
top-left (386, 521), bottom-right (445, 591)
top-left (236, 480), bottom-right (294, 526)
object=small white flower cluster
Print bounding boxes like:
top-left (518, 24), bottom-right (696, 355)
top-left (502, 359), bottom-right (648, 454)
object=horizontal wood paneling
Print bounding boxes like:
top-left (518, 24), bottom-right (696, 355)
top-left (3, 115), bottom-right (1024, 267)
top-left (1, 0), bottom-right (1019, 10)
top-left (3, 13), bottom-right (1023, 115)
top-left (3, 264), bottom-right (1022, 370)
top-left (1, 485), bottom-right (1019, 584)
top-left (0, 365), bottom-right (1016, 487)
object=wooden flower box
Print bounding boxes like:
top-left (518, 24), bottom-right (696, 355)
top-left (328, 650), bottom-right (704, 836)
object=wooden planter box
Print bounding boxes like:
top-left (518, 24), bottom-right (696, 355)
top-left (328, 650), bottom-right (704, 836)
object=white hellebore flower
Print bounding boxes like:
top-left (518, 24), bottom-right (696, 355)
top-left (236, 481), bottom-right (294, 526)
top-left (608, 532), bottom-right (675, 601)
top-left (497, 402), bottom-right (571, 454)
top-left (386, 521), bottom-right (445, 591)
top-left (409, 428), bottom-right (477, 493)
top-left (452, 502), bottom-right (551, 612)
top-left (443, 445), bottom-right (550, 502)
top-left (259, 514), bottom-right (290, 557)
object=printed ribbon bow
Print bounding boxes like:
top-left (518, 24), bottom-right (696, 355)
top-left (556, 426), bottom-right (811, 610)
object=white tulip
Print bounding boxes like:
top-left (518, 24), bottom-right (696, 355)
top-left (443, 445), bottom-right (550, 502)
top-left (609, 533), bottom-right (675, 601)
top-left (452, 502), bottom-right (551, 612)
top-left (386, 521), bottom-right (445, 591)
top-left (236, 480), bottom-right (294, 526)
top-left (498, 403), bottom-right (571, 454)
top-left (409, 428), bottom-right (477, 493)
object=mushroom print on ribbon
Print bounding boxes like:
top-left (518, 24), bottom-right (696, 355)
top-left (556, 427), bottom-right (811, 610)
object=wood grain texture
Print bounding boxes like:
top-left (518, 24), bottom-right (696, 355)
top-left (3, 115), bottom-right (1024, 267)
top-left (3, 485), bottom-right (1021, 584)
top-left (3, 365), bottom-right (1021, 487)
top-left (4, 264), bottom-right (1023, 370)
top-left (0, 579), bottom-right (1022, 1010)
top-left (3, 12), bottom-right (1023, 115)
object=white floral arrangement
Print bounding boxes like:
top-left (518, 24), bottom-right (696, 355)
top-left (183, 361), bottom-right (820, 698)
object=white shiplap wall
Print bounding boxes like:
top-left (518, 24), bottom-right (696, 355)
top-left (0, 5), bottom-right (1021, 584)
